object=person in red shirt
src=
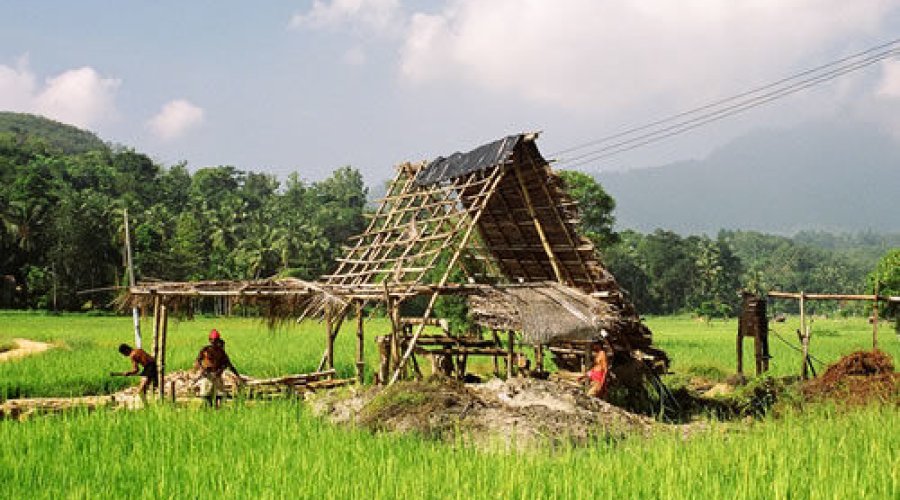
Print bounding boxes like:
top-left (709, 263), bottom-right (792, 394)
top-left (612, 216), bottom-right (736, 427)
top-left (580, 343), bottom-right (610, 399)
top-left (111, 343), bottom-right (158, 405)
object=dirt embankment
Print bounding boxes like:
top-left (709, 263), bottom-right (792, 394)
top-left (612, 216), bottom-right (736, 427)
top-left (0, 339), bottom-right (54, 362)
top-left (802, 350), bottom-right (899, 406)
top-left (310, 376), bottom-right (659, 449)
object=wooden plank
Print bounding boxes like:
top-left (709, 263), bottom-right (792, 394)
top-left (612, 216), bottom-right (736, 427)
top-left (245, 370), bottom-right (337, 387)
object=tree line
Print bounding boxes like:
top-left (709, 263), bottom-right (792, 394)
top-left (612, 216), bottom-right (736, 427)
top-left (0, 132), bottom-right (366, 309)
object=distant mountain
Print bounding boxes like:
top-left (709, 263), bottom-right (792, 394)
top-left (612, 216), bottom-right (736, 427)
top-left (0, 112), bottom-right (107, 154)
top-left (597, 121), bottom-right (900, 234)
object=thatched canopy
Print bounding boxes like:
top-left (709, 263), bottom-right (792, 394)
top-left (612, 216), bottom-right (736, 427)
top-left (468, 282), bottom-right (667, 366)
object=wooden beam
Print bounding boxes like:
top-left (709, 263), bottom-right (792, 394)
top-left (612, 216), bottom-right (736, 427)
top-left (800, 291), bottom-right (809, 380)
top-left (768, 291), bottom-right (900, 302)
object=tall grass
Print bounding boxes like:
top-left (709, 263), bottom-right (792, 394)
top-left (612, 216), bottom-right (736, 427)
top-left (0, 402), bottom-right (896, 499)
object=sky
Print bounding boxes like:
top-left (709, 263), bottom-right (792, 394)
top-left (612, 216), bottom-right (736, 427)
top-left (2, 1), bottom-right (900, 186)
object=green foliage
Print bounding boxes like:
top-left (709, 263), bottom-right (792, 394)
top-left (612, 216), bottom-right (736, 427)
top-left (0, 126), bottom-right (367, 309)
top-left (557, 170), bottom-right (618, 247)
top-left (870, 249), bottom-right (900, 331)
top-left (0, 112), bottom-right (107, 155)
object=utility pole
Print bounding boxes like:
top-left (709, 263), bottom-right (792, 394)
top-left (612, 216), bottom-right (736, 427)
top-left (124, 209), bottom-right (142, 349)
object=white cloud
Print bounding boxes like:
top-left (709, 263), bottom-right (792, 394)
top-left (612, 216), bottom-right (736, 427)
top-left (876, 60), bottom-right (900, 99)
top-left (147, 99), bottom-right (204, 141)
top-left (342, 46), bottom-right (367, 66)
top-left (0, 56), bottom-right (120, 128)
top-left (398, 0), bottom-right (894, 113)
top-left (290, 0), bottom-right (402, 33)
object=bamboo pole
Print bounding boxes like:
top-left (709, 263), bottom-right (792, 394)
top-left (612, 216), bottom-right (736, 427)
top-left (325, 307), bottom-right (335, 370)
top-left (799, 291), bottom-right (809, 380)
top-left (158, 305), bottom-right (168, 401)
top-left (151, 296), bottom-right (161, 362)
top-left (355, 302), bottom-right (365, 385)
top-left (873, 282), bottom-right (879, 350)
top-left (506, 330), bottom-right (515, 379)
top-left (123, 209), bottom-right (142, 349)
top-left (492, 330), bottom-right (500, 376)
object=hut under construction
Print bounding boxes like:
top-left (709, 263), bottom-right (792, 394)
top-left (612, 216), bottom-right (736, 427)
top-left (125, 133), bottom-right (668, 394)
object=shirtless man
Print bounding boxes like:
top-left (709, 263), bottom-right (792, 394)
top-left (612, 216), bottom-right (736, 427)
top-left (111, 343), bottom-right (158, 405)
top-left (193, 329), bottom-right (243, 407)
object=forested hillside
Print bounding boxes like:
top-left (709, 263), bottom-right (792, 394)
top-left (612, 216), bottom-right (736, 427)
top-left (0, 116), bottom-right (366, 309)
top-left (0, 112), bottom-right (107, 155)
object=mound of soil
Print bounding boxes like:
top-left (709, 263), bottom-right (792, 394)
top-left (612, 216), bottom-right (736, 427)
top-left (310, 376), bottom-right (657, 449)
top-left (803, 351), bottom-right (899, 406)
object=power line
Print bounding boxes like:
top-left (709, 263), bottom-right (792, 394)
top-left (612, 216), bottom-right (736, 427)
top-left (559, 47), bottom-right (899, 168)
top-left (551, 37), bottom-right (900, 167)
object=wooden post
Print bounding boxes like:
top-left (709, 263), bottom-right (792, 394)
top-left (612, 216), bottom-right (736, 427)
top-left (123, 208), bottom-right (142, 349)
top-left (355, 302), bottom-right (365, 385)
top-left (534, 343), bottom-right (544, 374)
top-left (325, 307), bottom-right (335, 371)
top-left (151, 296), bottom-right (161, 362)
top-left (169, 381), bottom-right (176, 404)
top-left (799, 291), bottom-right (809, 380)
top-left (873, 283), bottom-right (879, 350)
top-left (158, 305), bottom-right (168, 401)
top-left (491, 330), bottom-right (500, 377)
top-left (506, 330), bottom-right (515, 379)
top-left (736, 328), bottom-right (744, 376)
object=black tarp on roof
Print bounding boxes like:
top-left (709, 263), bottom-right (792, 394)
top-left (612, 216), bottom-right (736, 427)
top-left (414, 134), bottom-right (522, 186)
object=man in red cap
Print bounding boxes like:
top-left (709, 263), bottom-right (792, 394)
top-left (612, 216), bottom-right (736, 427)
top-left (193, 329), bottom-right (243, 407)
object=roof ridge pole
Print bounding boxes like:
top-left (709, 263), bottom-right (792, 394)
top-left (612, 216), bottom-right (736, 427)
top-left (388, 165), bottom-right (508, 385)
top-left (512, 160), bottom-right (567, 285)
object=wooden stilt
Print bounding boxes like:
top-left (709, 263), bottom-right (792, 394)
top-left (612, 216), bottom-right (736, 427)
top-left (151, 296), bottom-right (161, 362)
top-left (873, 283), bottom-right (879, 350)
top-left (736, 329), bottom-right (744, 376)
top-left (491, 330), bottom-right (500, 376)
top-left (325, 307), bottom-right (335, 371)
top-left (535, 343), bottom-right (544, 374)
top-left (800, 291), bottom-right (809, 380)
top-left (158, 305), bottom-right (168, 401)
top-left (355, 302), bottom-right (365, 385)
top-left (506, 330), bottom-right (515, 379)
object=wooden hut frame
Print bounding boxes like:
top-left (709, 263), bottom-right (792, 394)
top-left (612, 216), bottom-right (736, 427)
top-left (125, 133), bottom-right (669, 389)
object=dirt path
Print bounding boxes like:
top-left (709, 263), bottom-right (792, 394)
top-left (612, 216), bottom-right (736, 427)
top-left (0, 338), bottom-right (54, 362)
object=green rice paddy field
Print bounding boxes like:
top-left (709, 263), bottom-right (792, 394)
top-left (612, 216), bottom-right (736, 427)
top-left (0, 312), bottom-right (898, 499)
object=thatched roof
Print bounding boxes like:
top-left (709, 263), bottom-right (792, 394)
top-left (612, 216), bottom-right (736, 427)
top-left (468, 282), bottom-right (668, 367)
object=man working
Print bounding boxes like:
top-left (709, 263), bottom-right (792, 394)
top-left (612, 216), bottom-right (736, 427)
top-left (193, 329), bottom-right (243, 407)
top-left (111, 343), bottom-right (158, 405)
